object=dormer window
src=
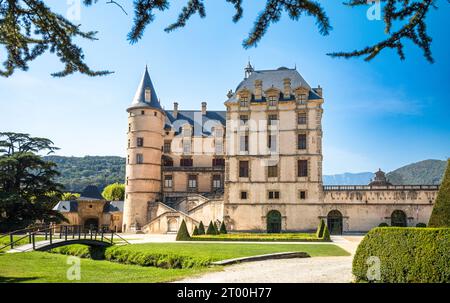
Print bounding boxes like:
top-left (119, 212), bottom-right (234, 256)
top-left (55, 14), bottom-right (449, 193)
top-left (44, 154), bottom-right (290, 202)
top-left (297, 94), bottom-right (307, 104)
top-left (268, 96), bottom-right (277, 107)
top-left (240, 97), bottom-right (249, 107)
top-left (145, 88), bottom-right (151, 102)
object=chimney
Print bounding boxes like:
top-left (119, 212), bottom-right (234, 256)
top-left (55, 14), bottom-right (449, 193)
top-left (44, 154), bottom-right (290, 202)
top-left (314, 85), bottom-right (323, 97)
top-left (283, 78), bottom-right (291, 99)
top-left (254, 80), bottom-right (262, 100)
top-left (173, 102), bottom-right (178, 119)
top-left (201, 102), bottom-right (207, 115)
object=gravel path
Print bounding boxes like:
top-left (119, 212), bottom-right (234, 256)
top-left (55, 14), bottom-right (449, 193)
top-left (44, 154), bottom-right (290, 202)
top-left (177, 256), bottom-right (354, 283)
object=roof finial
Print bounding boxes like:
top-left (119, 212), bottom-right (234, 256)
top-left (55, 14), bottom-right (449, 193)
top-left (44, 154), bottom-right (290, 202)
top-left (244, 59), bottom-right (254, 79)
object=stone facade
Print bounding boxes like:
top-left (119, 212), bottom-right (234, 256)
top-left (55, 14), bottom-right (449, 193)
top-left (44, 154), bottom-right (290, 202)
top-left (123, 64), bottom-right (439, 234)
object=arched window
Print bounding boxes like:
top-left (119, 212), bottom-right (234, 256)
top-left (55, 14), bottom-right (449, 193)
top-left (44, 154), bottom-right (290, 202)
top-left (145, 88), bottom-right (151, 102)
top-left (391, 210), bottom-right (407, 227)
top-left (167, 218), bottom-right (178, 233)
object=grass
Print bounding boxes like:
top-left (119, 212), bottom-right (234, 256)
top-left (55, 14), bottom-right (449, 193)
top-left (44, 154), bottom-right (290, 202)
top-left (190, 233), bottom-right (325, 242)
top-left (0, 252), bottom-right (219, 283)
top-left (0, 242), bottom-right (350, 283)
top-left (0, 235), bottom-right (45, 252)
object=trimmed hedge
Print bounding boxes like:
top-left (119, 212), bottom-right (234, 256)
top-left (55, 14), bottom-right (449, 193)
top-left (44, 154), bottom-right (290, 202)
top-left (378, 223), bottom-right (389, 227)
top-left (416, 223), bottom-right (427, 228)
top-left (191, 233), bottom-right (325, 242)
top-left (316, 219), bottom-right (325, 238)
top-left (50, 244), bottom-right (106, 260)
top-left (219, 222), bottom-right (227, 234)
top-left (428, 159), bottom-right (450, 227)
top-left (206, 221), bottom-right (218, 235)
top-left (192, 225), bottom-right (199, 236)
top-left (322, 223), bottom-right (331, 241)
top-left (353, 227), bottom-right (450, 283)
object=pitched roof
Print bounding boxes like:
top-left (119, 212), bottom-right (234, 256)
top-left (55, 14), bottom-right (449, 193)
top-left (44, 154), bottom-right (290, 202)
top-left (128, 66), bottom-right (163, 110)
top-left (52, 201), bottom-right (78, 212)
top-left (104, 201), bottom-right (124, 212)
top-left (227, 67), bottom-right (320, 103)
top-left (164, 110), bottom-right (226, 136)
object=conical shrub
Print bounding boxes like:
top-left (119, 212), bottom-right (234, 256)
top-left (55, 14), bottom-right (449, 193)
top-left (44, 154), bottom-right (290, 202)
top-left (198, 221), bottom-right (205, 235)
top-left (429, 159), bottom-right (450, 227)
top-left (316, 219), bottom-right (325, 238)
top-left (219, 221), bottom-right (227, 234)
top-left (192, 225), bottom-right (199, 236)
top-left (206, 221), bottom-right (218, 235)
top-left (176, 220), bottom-right (191, 241)
top-left (322, 223), bottom-right (331, 241)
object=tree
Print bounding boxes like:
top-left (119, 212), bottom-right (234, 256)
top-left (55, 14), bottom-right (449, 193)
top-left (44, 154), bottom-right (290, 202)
top-left (61, 192), bottom-right (80, 201)
top-left (192, 225), bottom-right (199, 235)
top-left (0, 1), bottom-right (444, 78)
top-left (0, 132), bottom-right (67, 231)
top-left (206, 221), bottom-right (218, 235)
top-left (176, 220), bottom-right (191, 241)
top-left (102, 183), bottom-right (125, 201)
top-left (316, 219), bottom-right (325, 238)
top-left (219, 221), bottom-right (228, 234)
top-left (198, 221), bottom-right (206, 235)
top-left (428, 159), bottom-right (450, 227)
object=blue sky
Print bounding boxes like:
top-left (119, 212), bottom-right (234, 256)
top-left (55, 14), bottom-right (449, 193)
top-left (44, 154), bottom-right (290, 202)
top-left (0, 1), bottom-right (448, 174)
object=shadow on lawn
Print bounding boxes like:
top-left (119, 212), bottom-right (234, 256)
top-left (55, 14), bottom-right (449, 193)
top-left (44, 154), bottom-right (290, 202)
top-left (0, 276), bottom-right (39, 283)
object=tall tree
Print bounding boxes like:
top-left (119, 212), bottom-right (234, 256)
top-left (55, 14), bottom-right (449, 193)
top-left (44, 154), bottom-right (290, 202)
top-left (0, 0), bottom-right (445, 77)
top-left (428, 159), bottom-right (450, 227)
top-left (0, 132), bottom-right (66, 231)
top-left (102, 183), bottom-right (125, 201)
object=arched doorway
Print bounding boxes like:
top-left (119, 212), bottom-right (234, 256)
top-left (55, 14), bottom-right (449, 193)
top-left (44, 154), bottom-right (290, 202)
top-left (327, 210), bottom-right (343, 235)
top-left (391, 210), bottom-right (407, 227)
top-left (84, 218), bottom-right (99, 231)
top-left (167, 218), bottom-right (178, 232)
top-left (267, 210), bottom-right (282, 233)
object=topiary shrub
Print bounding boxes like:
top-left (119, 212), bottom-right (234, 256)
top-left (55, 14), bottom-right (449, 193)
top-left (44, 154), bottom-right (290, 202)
top-left (176, 220), bottom-right (191, 241)
top-left (219, 221), bottom-right (227, 234)
top-left (316, 219), bottom-right (325, 238)
top-left (378, 222), bottom-right (389, 227)
top-left (192, 225), bottom-right (199, 235)
top-left (322, 222), bottom-right (331, 241)
top-left (416, 223), bottom-right (427, 228)
top-left (428, 159), bottom-right (450, 227)
top-left (206, 221), bottom-right (218, 235)
top-left (353, 227), bottom-right (450, 283)
top-left (198, 221), bottom-right (206, 235)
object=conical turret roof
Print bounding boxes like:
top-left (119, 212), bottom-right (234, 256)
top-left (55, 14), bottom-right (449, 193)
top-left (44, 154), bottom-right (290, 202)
top-left (128, 66), bottom-right (162, 110)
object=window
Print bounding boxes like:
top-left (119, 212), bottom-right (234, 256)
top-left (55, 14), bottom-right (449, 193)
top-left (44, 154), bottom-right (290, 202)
top-left (212, 175), bottom-right (221, 189)
top-left (182, 127), bottom-right (191, 137)
top-left (240, 97), bottom-right (249, 107)
top-left (188, 175), bottom-right (197, 189)
top-left (164, 175), bottom-right (173, 188)
top-left (239, 161), bottom-right (249, 177)
top-left (240, 191), bottom-right (248, 199)
top-left (298, 134), bottom-right (307, 150)
top-left (141, 110), bottom-right (145, 115)
top-left (298, 112), bottom-right (307, 125)
top-left (268, 135), bottom-right (277, 151)
top-left (128, 139), bottom-right (130, 148)
top-left (126, 177), bottom-right (129, 185)
top-left (127, 155), bottom-right (130, 164)
top-left (137, 137), bottom-right (144, 147)
top-left (212, 158), bottom-right (225, 167)
top-left (268, 164), bottom-right (278, 178)
top-left (240, 115), bottom-right (249, 125)
top-left (297, 94), bottom-right (307, 104)
top-left (136, 153), bottom-right (143, 164)
top-left (240, 134), bottom-right (249, 152)
top-left (298, 160), bottom-right (308, 177)
top-left (145, 89), bottom-right (151, 102)
top-left (268, 114), bottom-right (278, 126)
top-left (180, 158), bottom-right (193, 167)
top-left (154, 111), bottom-right (157, 116)
top-left (183, 140), bottom-right (191, 154)
top-left (163, 156), bottom-right (173, 167)
top-left (268, 96), bottom-right (277, 107)
top-left (268, 191), bottom-right (280, 199)
top-left (128, 123), bottom-right (131, 132)
top-left (300, 191), bottom-right (307, 200)
top-left (163, 142), bottom-right (171, 153)
top-left (215, 141), bottom-right (223, 154)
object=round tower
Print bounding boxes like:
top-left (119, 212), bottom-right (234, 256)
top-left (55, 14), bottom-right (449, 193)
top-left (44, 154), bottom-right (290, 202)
top-left (123, 66), bottom-right (165, 233)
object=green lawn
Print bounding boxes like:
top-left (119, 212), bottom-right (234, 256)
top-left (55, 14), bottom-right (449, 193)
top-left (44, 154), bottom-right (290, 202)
top-left (0, 235), bottom-right (45, 252)
top-left (0, 252), bottom-right (218, 283)
top-left (110, 242), bottom-right (349, 260)
top-left (0, 242), bottom-right (349, 283)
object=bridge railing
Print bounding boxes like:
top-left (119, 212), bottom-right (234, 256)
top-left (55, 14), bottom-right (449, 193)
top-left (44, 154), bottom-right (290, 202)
top-left (0, 225), bottom-right (129, 252)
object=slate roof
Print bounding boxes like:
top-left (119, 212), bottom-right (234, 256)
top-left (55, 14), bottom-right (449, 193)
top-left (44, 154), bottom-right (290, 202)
top-left (164, 110), bottom-right (226, 136)
top-left (128, 66), bottom-right (163, 111)
top-left (227, 67), bottom-right (322, 103)
top-left (104, 201), bottom-right (124, 212)
top-left (53, 201), bottom-right (78, 213)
